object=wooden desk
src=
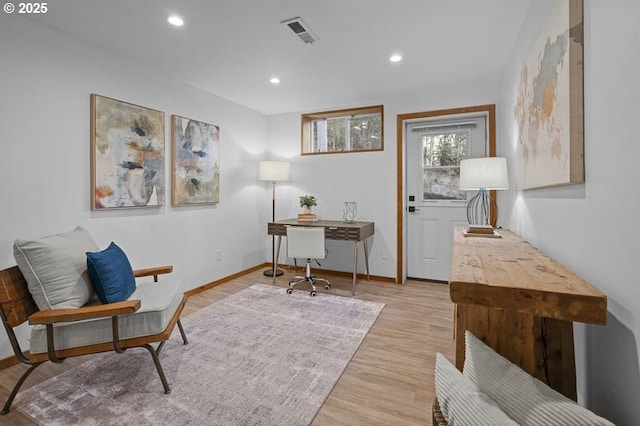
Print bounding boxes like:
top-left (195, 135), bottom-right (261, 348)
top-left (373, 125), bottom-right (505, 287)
top-left (268, 219), bottom-right (374, 295)
top-left (449, 227), bottom-right (607, 400)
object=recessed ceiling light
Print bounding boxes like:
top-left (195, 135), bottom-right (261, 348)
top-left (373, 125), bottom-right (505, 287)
top-left (270, 77), bottom-right (281, 84)
top-left (167, 16), bottom-right (184, 26)
top-left (389, 54), bottom-right (402, 63)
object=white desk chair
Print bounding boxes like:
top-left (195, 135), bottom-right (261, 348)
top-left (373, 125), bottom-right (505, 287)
top-left (285, 226), bottom-right (331, 296)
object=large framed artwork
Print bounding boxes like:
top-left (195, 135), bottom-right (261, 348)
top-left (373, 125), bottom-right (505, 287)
top-left (171, 115), bottom-right (220, 205)
top-left (514, 0), bottom-right (584, 189)
top-left (90, 94), bottom-right (165, 209)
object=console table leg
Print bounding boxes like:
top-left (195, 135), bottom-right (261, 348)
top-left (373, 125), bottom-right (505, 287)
top-left (455, 303), bottom-right (577, 400)
top-left (363, 238), bottom-right (370, 280)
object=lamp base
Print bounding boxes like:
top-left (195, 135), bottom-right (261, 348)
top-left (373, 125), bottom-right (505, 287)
top-left (263, 268), bottom-right (284, 277)
top-left (466, 189), bottom-right (498, 227)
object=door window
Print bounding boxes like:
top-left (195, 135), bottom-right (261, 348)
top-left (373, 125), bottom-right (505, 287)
top-left (421, 130), bottom-right (469, 200)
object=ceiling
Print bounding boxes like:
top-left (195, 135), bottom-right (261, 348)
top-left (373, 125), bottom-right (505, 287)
top-left (26, 0), bottom-right (531, 115)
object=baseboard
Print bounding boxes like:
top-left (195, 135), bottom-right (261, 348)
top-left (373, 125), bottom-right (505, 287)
top-left (264, 262), bottom-right (397, 284)
top-left (184, 262), bottom-right (396, 298)
top-left (184, 264), bottom-right (267, 297)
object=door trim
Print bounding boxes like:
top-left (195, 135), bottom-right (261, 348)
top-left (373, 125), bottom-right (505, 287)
top-left (396, 104), bottom-right (496, 284)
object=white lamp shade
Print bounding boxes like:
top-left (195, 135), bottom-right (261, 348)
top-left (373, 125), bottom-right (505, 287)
top-left (258, 161), bottom-right (290, 182)
top-left (459, 157), bottom-right (509, 190)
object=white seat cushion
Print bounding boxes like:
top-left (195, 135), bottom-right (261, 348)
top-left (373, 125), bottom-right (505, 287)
top-left (30, 280), bottom-right (184, 354)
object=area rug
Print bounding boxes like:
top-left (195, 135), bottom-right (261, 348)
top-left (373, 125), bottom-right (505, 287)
top-left (15, 284), bottom-right (384, 425)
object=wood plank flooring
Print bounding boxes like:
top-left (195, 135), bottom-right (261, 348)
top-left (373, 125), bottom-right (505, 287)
top-left (0, 267), bottom-right (454, 425)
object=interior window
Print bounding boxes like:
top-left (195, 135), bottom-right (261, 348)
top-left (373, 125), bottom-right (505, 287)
top-left (301, 105), bottom-right (383, 155)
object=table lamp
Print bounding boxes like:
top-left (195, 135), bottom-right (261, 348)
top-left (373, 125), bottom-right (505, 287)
top-left (459, 157), bottom-right (509, 228)
top-left (259, 161), bottom-right (290, 277)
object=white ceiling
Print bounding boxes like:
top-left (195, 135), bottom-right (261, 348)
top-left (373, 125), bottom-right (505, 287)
top-left (26, 0), bottom-right (531, 115)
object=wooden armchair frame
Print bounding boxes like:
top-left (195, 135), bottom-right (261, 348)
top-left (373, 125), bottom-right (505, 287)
top-left (0, 264), bottom-right (188, 414)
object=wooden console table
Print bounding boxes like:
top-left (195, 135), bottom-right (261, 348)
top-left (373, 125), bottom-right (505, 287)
top-left (267, 219), bottom-right (374, 295)
top-left (449, 227), bottom-right (607, 400)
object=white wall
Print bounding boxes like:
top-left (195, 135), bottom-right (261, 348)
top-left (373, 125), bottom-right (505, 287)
top-left (267, 85), bottom-right (499, 279)
top-left (498, 1), bottom-right (640, 423)
top-left (0, 16), bottom-right (270, 358)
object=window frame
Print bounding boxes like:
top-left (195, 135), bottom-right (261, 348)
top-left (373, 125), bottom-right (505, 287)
top-left (300, 105), bottom-right (384, 155)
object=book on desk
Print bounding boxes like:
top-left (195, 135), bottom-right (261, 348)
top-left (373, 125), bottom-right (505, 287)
top-left (297, 212), bottom-right (317, 222)
top-left (463, 224), bottom-right (502, 238)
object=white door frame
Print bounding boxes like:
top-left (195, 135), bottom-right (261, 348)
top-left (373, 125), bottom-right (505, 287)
top-left (395, 105), bottom-right (496, 284)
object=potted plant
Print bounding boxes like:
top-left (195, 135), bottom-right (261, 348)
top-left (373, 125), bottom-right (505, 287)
top-left (299, 195), bottom-right (317, 213)
top-left (298, 195), bottom-right (317, 222)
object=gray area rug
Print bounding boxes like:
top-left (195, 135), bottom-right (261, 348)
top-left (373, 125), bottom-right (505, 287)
top-left (15, 284), bottom-right (384, 425)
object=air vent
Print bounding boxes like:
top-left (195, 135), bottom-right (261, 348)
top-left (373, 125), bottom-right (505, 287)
top-left (281, 17), bottom-right (318, 44)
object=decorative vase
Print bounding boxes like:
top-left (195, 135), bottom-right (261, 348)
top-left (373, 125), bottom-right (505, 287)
top-left (343, 201), bottom-right (357, 223)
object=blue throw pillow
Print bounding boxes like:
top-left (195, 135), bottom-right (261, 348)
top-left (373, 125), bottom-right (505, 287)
top-left (86, 242), bottom-right (136, 304)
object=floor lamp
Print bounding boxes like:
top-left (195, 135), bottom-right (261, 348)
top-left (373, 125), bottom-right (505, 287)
top-left (459, 157), bottom-right (509, 228)
top-left (259, 161), bottom-right (290, 277)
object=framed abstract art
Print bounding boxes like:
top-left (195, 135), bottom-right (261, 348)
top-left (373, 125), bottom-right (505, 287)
top-left (90, 94), bottom-right (165, 209)
top-left (513, 0), bottom-right (584, 189)
top-left (171, 115), bottom-right (220, 205)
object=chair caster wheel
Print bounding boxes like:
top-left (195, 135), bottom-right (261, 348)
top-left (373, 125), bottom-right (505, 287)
top-left (310, 291), bottom-right (317, 297)
top-left (286, 288), bottom-right (293, 295)
top-left (325, 285), bottom-right (330, 290)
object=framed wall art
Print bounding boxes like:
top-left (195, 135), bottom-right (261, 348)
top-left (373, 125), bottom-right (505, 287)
top-left (514, 0), bottom-right (584, 189)
top-left (171, 115), bottom-right (220, 205)
top-left (90, 94), bottom-right (165, 209)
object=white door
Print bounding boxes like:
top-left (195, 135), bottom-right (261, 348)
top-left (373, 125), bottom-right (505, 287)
top-left (407, 115), bottom-right (487, 281)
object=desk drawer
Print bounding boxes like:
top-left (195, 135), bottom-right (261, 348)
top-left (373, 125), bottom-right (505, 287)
top-left (324, 227), bottom-right (360, 241)
top-left (268, 221), bottom-right (373, 241)
top-left (267, 223), bottom-right (287, 236)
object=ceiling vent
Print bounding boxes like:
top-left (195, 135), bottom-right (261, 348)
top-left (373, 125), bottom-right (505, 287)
top-left (281, 17), bottom-right (318, 44)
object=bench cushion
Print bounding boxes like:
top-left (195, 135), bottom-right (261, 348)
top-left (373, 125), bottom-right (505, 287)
top-left (14, 226), bottom-right (98, 311)
top-left (435, 353), bottom-right (517, 425)
top-left (463, 331), bottom-right (614, 426)
top-left (30, 279), bottom-right (184, 354)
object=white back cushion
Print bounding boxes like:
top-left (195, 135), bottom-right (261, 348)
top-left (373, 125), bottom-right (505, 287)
top-left (463, 331), bottom-right (614, 426)
top-left (286, 226), bottom-right (326, 259)
top-left (14, 226), bottom-right (98, 310)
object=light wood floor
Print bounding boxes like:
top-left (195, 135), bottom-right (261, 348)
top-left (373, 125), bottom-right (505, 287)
top-left (0, 267), bottom-right (455, 425)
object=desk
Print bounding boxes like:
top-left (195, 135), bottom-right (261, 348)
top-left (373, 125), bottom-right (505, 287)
top-left (267, 219), bottom-right (374, 295)
top-left (449, 227), bottom-right (607, 400)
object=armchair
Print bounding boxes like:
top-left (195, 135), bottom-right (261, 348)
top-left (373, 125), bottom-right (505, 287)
top-left (0, 229), bottom-right (188, 414)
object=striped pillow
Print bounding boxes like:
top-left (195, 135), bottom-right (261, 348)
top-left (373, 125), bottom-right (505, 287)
top-left (435, 353), bottom-right (518, 425)
top-left (463, 331), bottom-right (614, 426)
